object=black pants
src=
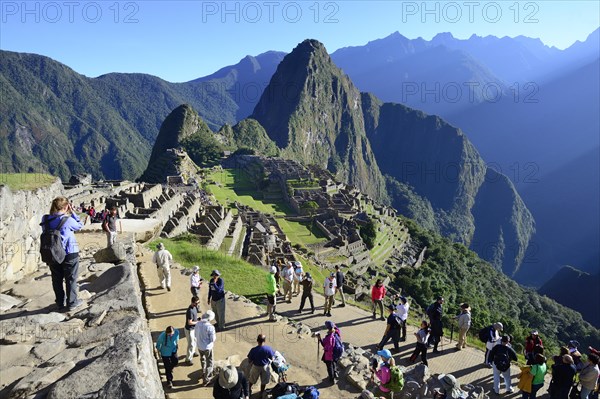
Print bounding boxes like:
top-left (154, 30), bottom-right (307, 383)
top-left (162, 355), bottom-right (177, 382)
top-left (299, 292), bottom-right (314, 312)
top-left (410, 342), bottom-right (428, 366)
top-left (379, 329), bottom-right (401, 351)
top-left (49, 253), bottom-right (79, 308)
top-left (324, 360), bottom-right (337, 382)
top-left (400, 320), bottom-right (407, 340)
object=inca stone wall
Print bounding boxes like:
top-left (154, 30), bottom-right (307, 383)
top-left (0, 179), bottom-right (64, 283)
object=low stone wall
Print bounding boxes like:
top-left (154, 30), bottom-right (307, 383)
top-left (0, 179), bottom-right (64, 283)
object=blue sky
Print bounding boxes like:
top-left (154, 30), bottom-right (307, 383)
top-left (1, 1), bottom-right (598, 82)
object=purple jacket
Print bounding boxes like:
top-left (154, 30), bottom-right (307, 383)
top-left (320, 328), bottom-right (341, 361)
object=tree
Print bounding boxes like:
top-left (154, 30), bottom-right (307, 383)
top-left (360, 217), bottom-right (377, 250)
top-left (300, 201), bottom-right (319, 235)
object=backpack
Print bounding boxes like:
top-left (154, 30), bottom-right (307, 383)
top-left (478, 326), bottom-right (492, 343)
top-left (332, 331), bottom-right (345, 361)
top-left (270, 382), bottom-right (299, 398)
top-left (39, 215), bottom-right (69, 265)
top-left (302, 386), bottom-right (320, 399)
top-left (383, 365), bottom-right (405, 392)
top-left (494, 351), bottom-right (511, 372)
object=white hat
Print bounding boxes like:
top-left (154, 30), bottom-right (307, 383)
top-left (201, 310), bottom-right (215, 321)
top-left (192, 265), bottom-right (200, 273)
top-left (270, 266), bottom-right (277, 274)
top-left (218, 365), bottom-right (238, 389)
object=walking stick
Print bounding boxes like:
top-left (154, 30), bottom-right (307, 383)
top-left (317, 335), bottom-right (320, 368)
top-left (450, 323), bottom-right (454, 343)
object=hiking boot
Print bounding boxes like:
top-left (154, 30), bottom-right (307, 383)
top-left (167, 381), bottom-right (173, 389)
top-left (507, 388), bottom-right (514, 393)
top-left (167, 286), bottom-right (171, 292)
top-left (338, 304), bottom-right (346, 307)
top-left (310, 310), bottom-right (315, 314)
top-left (380, 316), bottom-right (385, 321)
top-left (326, 312), bottom-right (332, 317)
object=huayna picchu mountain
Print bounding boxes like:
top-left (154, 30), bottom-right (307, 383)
top-left (251, 39), bottom-right (389, 203)
top-left (250, 39), bottom-right (534, 276)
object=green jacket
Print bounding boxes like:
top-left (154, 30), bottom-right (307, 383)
top-left (266, 273), bottom-right (277, 295)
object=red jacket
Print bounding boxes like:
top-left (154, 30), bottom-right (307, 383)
top-left (372, 285), bottom-right (386, 301)
top-left (525, 335), bottom-right (543, 353)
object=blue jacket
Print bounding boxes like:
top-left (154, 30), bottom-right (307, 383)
top-left (41, 213), bottom-right (83, 255)
top-left (156, 329), bottom-right (179, 357)
top-left (208, 277), bottom-right (225, 301)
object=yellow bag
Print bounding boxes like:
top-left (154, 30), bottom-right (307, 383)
top-left (518, 366), bottom-right (533, 393)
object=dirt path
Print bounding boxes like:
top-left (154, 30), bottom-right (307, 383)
top-left (139, 245), bottom-right (549, 399)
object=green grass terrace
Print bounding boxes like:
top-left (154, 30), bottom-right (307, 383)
top-left (0, 173), bottom-right (56, 191)
top-left (205, 168), bottom-right (327, 247)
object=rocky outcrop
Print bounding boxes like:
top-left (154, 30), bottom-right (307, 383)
top-left (0, 178), bottom-right (63, 283)
top-left (0, 239), bottom-right (164, 399)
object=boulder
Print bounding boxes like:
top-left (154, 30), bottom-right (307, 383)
top-left (347, 371), bottom-right (368, 391)
top-left (10, 361), bottom-right (76, 398)
top-left (93, 243), bottom-right (127, 264)
top-left (31, 340), bottom-right (67, 362)
top-left (88, 262), bottom-right (114, 274)
top-left (0, 293), bottom-right (22, 311)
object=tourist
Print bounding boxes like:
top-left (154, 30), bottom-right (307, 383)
top-left (378, 304), bottom-right (401, 353)
top-left (395, 295), bottom-right (409, 341)
top-left (41, 196), bottom-right (84, 311)
top-left (525, 331), bottom-right (544, 364)
top-left (274, 259), bottom-right (282, 295)
top-left (409, 320), bottom-right (431, 366)
top-left (298, 272), bottom-right (315, 314)
top-left (153, 242), bottom-right (173, 291)
top-left (370, 348), bottom-right (395, 399)
top-left (190, 265), bottom-right (202, 297)
top-left (88, 206), bottom-right (95, 218)
top-left (184, 296), bottom-right (200, 364)
top-left (484, 322), bottom-right (503, 365)
top-left (213, 364), bottom-right (250, 399)
top-left (335, 265), bottom-right (346, 307)
top-left (427, 296), bottom-right (444, 353)
top-left (371, 279), bottom-right (387, 320)
top-left (208, 270), bottom-right (226, 332)
top-left (435, 374), bottom-right (467, 399)
top-left (247, 334), bottom-right (275, 397)
top-left (292, 261), bottom-right (303, 296)
top-left (266, 266), bottom-right (278, 321)
top-left (455, 303), bottom-right (471, 350)
top-left (549, 354), bottom-right (576, 399)
top-left (156, 326), bottom-right (180, 389)
top-left (568, 340), bottom-right (584, 370)
top-left (281, 262), bottom-right (294, 302)
top-left (521, 354), bottom-right (547, 399)
top-left (318, 321), bottom-right (341, 383)
top-left (579, 353), bottom-right (600, 399)
top-left (488, 335), bottom-right (518, 394)
top-left (323, 272), bottom-right (337, 317)
top-left (101, 206), bottom-right (121, 247)
top-left (195, 310), bottom-right (216, 384)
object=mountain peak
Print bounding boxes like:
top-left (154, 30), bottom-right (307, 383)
top-left (432, 32), bottom-right (455, 42)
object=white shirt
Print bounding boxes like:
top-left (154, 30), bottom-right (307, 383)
top-left (396, 303), bottom-right (409, 321)
top-left (190, 273), bottom-right (201, 288)
top-left (152, 249), bottom-right (172, 268)
top-left (281, 266), bottom-right (294, 282)
top-left (195, 320), bottom-right (216, 351)
top-left (323, 277), bottom-right (337, 296)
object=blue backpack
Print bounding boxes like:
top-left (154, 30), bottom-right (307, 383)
top-left (332, 331), bottom-right (344, 361)
top-left (303, 386), bottom-right (320, 399)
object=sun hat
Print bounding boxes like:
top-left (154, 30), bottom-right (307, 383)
top-left (387, 304), bottom-right (395, 311)
top-left (218, 365), bottom-right (238, 389)
top-left (325, 320), bottom-right (335, 330)
top-left (157, 242), bottom-right (164, 249)
top-left (531, 330), bottom-right (538, 335)
top-left (201, 310), bottom-right (215, 321)
top-left (211, 269), bottom-right (221, 276)
top-left (192, 265), bottom-right (199, 273)
top-left (438, 374), bottom-right (463, 399)
top-left (377, 349), bottom-right (392, 359)
top-left (493, 322), bottom-right (504, 331)
top-left (270, 266), bottom-right (277, 274)
top-left (400, 296), bottom-right (408, 304)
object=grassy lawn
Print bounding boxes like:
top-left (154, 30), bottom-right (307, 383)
top-left (0, 173), bottom-right (56, 191)
top-left (206, 169), bottom-right (327, 247)
top-left (147, 235), bottom-right (268, 305)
